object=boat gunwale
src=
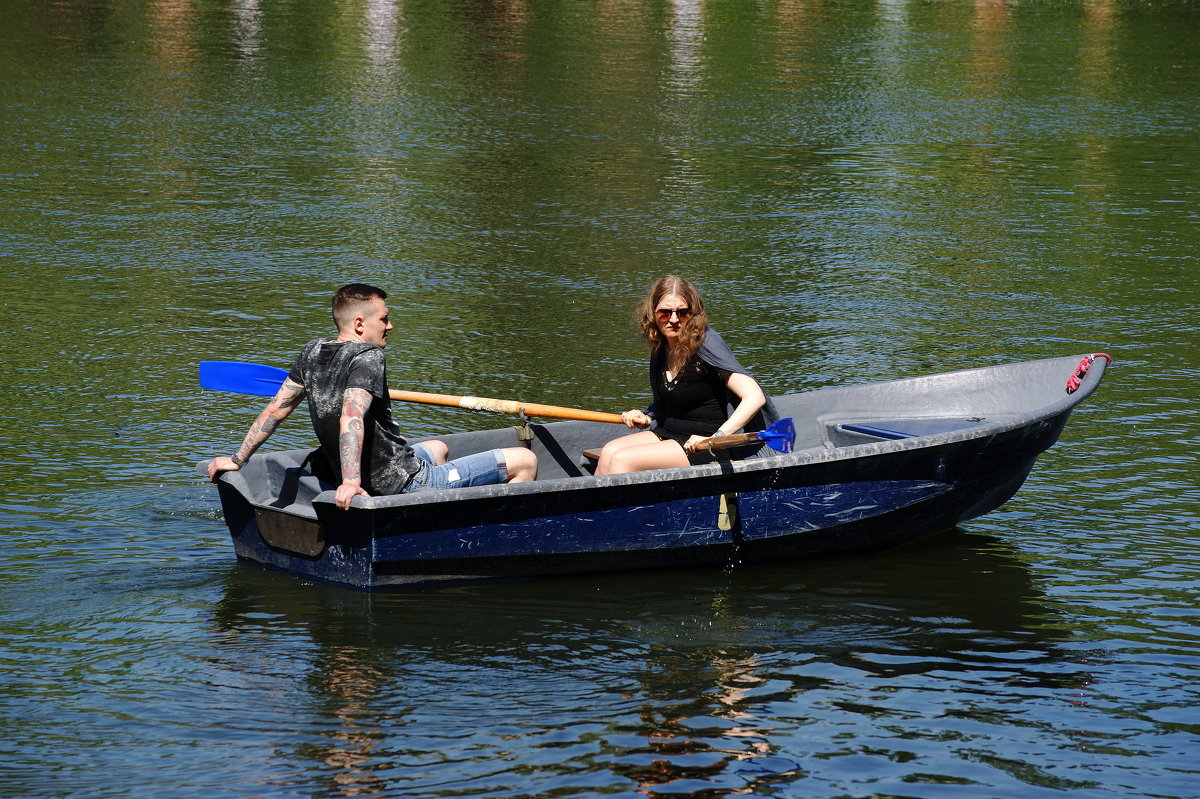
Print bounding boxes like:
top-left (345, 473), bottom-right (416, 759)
top-left (200, 352), bottom-right (1108, 515)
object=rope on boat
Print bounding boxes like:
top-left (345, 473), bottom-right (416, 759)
top-left (1066, 353), bottom-right (1112, 394)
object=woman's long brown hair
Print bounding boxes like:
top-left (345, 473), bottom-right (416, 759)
top-left (635, 276), bottom-right (709, 363)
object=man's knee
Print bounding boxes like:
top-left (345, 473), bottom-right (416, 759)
top-left (502, 447), bottom-right (538, 482)
top-left (424, 440), bottom-right (449, 465)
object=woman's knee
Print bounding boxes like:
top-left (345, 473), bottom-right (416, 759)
top-left (597, 435), bottom-right (645, 474)
top-left (610, 441), bottom-right (685, 475)
top-left (607, 446), bottom-right (654, 475)
top-left (605, 450), bottom-right (635, 474)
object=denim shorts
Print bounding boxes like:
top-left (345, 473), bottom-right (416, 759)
top-left (406, 445), bottom-right (508, 491)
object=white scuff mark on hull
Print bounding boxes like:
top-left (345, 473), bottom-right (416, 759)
top-left (828, 504), bottom-right (880, 517)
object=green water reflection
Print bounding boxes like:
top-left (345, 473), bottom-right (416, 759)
top-left (0, 0), bottom-right (1197, 797)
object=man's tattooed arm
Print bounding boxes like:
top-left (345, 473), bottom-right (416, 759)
top-left (338, 387), bottom-right (372, 483)
top-left (333, 388), bottom-right (373, 509)
top-left (209, 378), bottom-right (306, 482)
top-left (232, 378), bottom-right (306, 462)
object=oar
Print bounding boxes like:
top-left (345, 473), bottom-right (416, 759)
top-left (691, 417), bottom-right (795, 454)
top-left (199, 360), bottom-right (625, 424)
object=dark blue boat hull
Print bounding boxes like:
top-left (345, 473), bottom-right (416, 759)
top-left (205, 354), bottom-right (1107, 589)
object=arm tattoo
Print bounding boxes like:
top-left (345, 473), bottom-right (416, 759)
top-left (252, 414), bottom-right (281, 437)
top-left (278, 381), bottom-right (306, 410)
top-left (339, 419), bottom-right (364, 481)
top-left (237, 412), bottom-right (279, 456)
top-left (339, 389), bottom-right (372, 481)
top-left (232, 379), bottom-right (306, 461)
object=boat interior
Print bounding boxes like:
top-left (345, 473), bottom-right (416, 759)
top-left (425, 353), bottom-right (1085, 482)
top-left (210, 354), bottom-right (1098, 513)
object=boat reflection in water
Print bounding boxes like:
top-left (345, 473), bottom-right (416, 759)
top-left (208, 531), bottom-right (1081, 796)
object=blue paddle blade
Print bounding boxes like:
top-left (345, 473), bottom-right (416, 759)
top-left (759, 417), bottom-right (795, 453)
top-left (199, 361), bottom-right (289, 397)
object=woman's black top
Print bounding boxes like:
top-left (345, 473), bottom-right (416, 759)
top-left (650, 354), bottom-right (735, 445)
top-left (643, 327), bottom-right (781, 459)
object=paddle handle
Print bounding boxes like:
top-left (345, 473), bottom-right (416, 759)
top-left (389, 390), bottom-right (624, 424)
top-left (690, 431), bottom-right (762, 453)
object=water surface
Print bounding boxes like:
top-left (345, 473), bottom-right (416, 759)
top-left (1, 0), bottom-right (1197, 797)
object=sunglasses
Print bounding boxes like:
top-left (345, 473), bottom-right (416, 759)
top-left (655, 307), bottom-right (692, 321)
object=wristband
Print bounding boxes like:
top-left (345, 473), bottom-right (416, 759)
top-left (231, 453), bottom-right (247, 467)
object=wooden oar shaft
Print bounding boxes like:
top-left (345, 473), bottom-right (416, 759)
top-left (389, 389), bottom-right (623, 424)
top-left (690, 431), bottom-right (762, 453)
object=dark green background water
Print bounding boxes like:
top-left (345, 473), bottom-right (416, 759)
top-left (1, 0), bottom-right (1197, 796)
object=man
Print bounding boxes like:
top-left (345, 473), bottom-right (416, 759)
top-left (207, 283), bottom-right (537, 509)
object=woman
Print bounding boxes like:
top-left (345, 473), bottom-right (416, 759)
top-left (595, 276), bottom-right (778, 475)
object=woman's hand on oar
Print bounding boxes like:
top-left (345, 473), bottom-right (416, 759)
top-left (199, 360), bottom-right (625, 424)
top-left (689, 418), bottom-right (795, 455)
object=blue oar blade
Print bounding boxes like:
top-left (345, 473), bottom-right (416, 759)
top-left (759, 417), bottom-right (795, 453)
top-left (199, 361), bottom-right (289, 397)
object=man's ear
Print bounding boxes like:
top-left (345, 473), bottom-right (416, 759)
top-left (352, 314), bottom-right (365, 335)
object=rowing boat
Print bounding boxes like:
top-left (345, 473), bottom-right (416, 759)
top-left (199, 353), bottom-right (1110, 589)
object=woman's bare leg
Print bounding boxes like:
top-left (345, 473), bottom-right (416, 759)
top-left (596, 431), bottom-right (659, 475)
top-left (596, 432), bottom-right (689, 475)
